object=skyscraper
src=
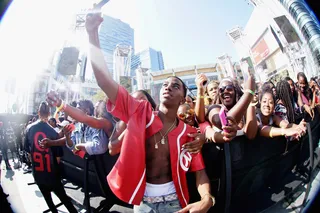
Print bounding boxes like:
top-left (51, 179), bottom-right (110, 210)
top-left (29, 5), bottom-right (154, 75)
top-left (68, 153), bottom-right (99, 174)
top-left (278, 0), bottom-right (320, 71)
top-left (99, 15), bottom-right (134, 77)
top-left (131, 47), bottom-right (165, 76)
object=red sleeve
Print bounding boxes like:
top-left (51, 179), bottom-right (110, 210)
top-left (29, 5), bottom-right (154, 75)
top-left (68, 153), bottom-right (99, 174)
top-left (199, 121), bottom-right (211, 134)
top-left (106, 86), bottom-right (143, 123)
top-left (190, 152), bottom-right (205, 172)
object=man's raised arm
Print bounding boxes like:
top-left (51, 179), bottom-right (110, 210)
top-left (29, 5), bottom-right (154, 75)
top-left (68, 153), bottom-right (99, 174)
top-left (86, 13), bottom-right (118, 104)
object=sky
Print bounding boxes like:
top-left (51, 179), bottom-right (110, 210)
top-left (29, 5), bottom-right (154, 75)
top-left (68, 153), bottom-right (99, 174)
top-left (0, 0), bottom-right (253, 112)
top-left (102, 0), bottom-right (254, 68)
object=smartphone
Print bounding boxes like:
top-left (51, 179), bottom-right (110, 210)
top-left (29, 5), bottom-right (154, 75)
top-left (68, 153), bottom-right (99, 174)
top-left (219, 107), bottom-right (229, 131)
top-left (93, 0), bottom-right (109, 9)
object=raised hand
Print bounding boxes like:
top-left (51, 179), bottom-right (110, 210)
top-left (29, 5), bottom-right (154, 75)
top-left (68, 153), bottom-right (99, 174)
top-left (195, 74), bottom-right (208, 91)
top-left (85, 12), bottom-right (103, 34)
top-left (46, 91), bottom-right (62, 107)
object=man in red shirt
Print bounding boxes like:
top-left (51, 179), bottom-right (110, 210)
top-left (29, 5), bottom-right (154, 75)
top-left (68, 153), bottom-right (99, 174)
top-left (84, 12), bottom-right (214, 213)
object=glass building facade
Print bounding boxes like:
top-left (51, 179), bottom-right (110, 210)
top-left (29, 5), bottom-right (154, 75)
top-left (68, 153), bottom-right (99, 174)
top-left (279, 0), bottom-right (320, 67)
top-left (131, 48), bottom-right (165, 76)
top-left (99, 15), bottom-right (134, 77)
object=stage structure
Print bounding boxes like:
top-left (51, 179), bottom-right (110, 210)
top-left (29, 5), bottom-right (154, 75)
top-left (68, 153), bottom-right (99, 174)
top-left (52, 0), bottom-right (110, 103)
top-left (113, 44), bottom-right (133, 93)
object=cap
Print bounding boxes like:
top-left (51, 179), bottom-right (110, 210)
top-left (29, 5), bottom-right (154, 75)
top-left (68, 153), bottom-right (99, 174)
top-left (58, 120), bottom-right (70, 127)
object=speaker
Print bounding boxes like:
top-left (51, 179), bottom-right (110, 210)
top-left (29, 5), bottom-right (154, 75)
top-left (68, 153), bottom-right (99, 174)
top-left (57, 47), bottom-right (79, 75)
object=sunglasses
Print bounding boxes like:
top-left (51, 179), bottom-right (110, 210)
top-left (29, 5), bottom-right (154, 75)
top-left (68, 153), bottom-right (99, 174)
top-left (219, 85), bottom-right (234, 94)
top-left (178, 109), bottom-right (195, 120)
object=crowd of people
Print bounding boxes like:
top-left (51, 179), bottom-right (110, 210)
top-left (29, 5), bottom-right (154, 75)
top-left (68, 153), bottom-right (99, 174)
top-left (2, 11), bottom-right (320, 213)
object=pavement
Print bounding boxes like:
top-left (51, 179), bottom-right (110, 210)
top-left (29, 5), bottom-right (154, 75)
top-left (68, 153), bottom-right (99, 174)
top-left (1, 158), bottom-right (132, 213)
top-left (1, 157), bottom-right (319, 213)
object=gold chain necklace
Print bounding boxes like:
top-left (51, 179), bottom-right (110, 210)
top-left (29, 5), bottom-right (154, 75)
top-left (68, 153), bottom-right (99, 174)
top-left (154, 119), bottom-right (177, 149)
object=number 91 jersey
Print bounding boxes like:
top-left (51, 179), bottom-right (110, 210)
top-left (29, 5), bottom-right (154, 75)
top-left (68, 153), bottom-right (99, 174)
top-left (24, 120), bottom-right (61, 185)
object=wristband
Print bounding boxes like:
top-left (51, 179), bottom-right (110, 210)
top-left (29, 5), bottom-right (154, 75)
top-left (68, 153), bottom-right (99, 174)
top-left (74, 146), bottom-right (79, 151)
top-left (197, 96), bottom-right (205, 99)
top-left (269, 127), bottom-right (273, 138)
top-left (245, 89), bottom-right (255, 96)
top-left (281, 128), bottom-right (285, 136)
top-left (56, 100), bottom-right (65, 112)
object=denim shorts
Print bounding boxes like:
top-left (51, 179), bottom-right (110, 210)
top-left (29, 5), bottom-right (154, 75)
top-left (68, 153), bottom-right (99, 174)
top-left (134, 199), bottom-right (181, 213)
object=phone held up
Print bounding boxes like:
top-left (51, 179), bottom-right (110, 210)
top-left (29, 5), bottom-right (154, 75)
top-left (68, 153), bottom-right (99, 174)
top-left (219, 106), bottom-right (229, 132)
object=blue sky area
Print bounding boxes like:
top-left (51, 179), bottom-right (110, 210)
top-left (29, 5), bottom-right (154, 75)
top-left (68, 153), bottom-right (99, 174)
top-left (103, 0), bottom-right (254, 68)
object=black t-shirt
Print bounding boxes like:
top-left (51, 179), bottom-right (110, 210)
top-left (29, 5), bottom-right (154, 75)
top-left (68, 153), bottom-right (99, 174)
top-left (24, 120), bottom-right (60, 185)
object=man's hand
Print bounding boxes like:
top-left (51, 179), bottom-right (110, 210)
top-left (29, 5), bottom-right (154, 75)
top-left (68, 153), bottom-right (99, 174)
top-left (40, 138), bottom-right (52, 149)
top-left (178, 197), bottom-right (212, 213)
top-left (85, 12), bottom-right (103, 35)
top-left (183, 133), bottom-right (206, 153)
top-left (221, 116), bottom-right (238, 141)
top-left (46, 91), bottom-right (62, 108)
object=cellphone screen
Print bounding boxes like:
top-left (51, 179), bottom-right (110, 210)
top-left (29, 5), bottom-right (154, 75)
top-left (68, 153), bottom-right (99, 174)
top-left (219, 107), bottom-right (229, 127)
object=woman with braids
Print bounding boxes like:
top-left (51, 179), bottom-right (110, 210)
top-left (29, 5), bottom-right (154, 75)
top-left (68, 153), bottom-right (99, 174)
top-left (195, 73), bottom-right (258, 143)
top-left (296, 72), bottom-right (315, 119)
top-left (257, 88), bottom-right (306, 140)
top-left (275, 80), bottom-right (296, 123)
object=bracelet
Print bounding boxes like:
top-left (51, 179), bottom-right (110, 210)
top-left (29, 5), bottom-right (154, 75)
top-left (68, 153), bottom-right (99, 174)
top-left (74, 146), bottom-right (79, 151)
top-left (201, 193), bottom-right (216, 206)
top-left (56, 100), bottom-right (65, 112)
top-left (269, 127), bottom-right (273, 138)
top-left (281, 128), bottom-right (285, 136)
top-left (245, 89), bottom-right (255, 96)
top-left (197, 96), bottom-right (205, 99)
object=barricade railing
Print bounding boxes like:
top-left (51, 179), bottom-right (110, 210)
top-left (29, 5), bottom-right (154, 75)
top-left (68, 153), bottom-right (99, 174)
top-left (57, 111), bottom-right (320, 213)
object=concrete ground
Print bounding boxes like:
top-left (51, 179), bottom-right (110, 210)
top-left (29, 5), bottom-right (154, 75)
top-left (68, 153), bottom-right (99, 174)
top-left (1, 157), bottom-right (319, 213)
top-left (1, 158), bottom-right (132, 213)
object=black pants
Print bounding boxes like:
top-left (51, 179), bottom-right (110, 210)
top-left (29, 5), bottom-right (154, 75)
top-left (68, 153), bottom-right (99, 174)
top-left (38, 182), bottom-right (77, 213)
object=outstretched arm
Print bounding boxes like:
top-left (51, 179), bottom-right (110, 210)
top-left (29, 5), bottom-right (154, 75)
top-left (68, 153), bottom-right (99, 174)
top-left (47, 93), bottom-right (113, 134)
top-left (195, 74), bottom-right (207, 123)
top-left (86, 13), bottom-right (118, 104)
top-left (243, 104), bottom-right (258, 140)
top-left (227, 75), bottom-right (255, 123)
